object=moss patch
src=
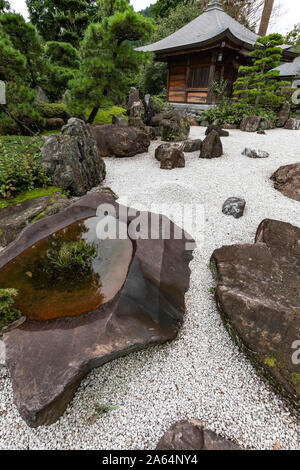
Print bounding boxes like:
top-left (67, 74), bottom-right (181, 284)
top-left (0, 187), bottom-right (65, 211)
top-left (264, 356), bottom-right (277, 367)
top-left (85, 106), bottom-right (128, 125)
top-left (291, 373), bottom-right (300, 394)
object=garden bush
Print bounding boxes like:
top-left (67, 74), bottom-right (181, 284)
top-left (35, 101), bottom-right (69, 120)
top-left (0, 136), bottom-right (50, 198)
top-left (84, 105), bottom-right (128, 124)
top-left (200, 100), bottom-right (277, 127)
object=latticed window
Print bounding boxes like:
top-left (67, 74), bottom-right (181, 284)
top-left (188, 66), bottom-right (210, 89)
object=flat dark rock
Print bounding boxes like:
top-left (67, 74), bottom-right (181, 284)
top-left (1, 192), bottom-right (194, 427)
top-left (0, 193), bottom-right (70, 247)
top-left (91, 124), bottom-right (150, 157)
top-left (156, 420), bottom-right (241, 450)
top-left (211, 219), bottom-right (300, 412)
top-left (271, 162), bottom-right (300, 202)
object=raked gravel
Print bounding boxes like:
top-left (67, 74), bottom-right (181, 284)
top-left (0, 127), bottom-right (300, 450)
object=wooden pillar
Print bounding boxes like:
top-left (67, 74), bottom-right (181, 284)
top-left (207, 50), bottom-right (217, 104)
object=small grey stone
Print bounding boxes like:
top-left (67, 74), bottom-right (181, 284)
top-left (222, 197), bottom-right (246, 219)
top-left (242, 147), bottom-right (269, 159)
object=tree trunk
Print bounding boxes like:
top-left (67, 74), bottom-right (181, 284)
top-left (258, 0), bottom-right (274, 36)
top-left (87, 106), bottom-right (100, 124)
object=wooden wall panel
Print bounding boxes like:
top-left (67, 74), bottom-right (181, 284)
top-left (168, 66), bottom-right (187, 102)
top-left (187, 91), bottom-right (207, 103)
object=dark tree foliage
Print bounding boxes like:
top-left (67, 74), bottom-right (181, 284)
top-left (139, 4), bottom-right (155, 18)
top-left (0, 0), bottom-right (10, 13)
top-left (68, 0), bottom-right (153, 123)
top-left (152, 0), bottom-right (186, 19)
top-left (26, 0), bottom-right (100, 46)
top-left (0, 28), bottom-right (26, 82)
top-left (43, 41), bottom-right (80, 100)
top-left (0, 13), bottom-right (46, 87)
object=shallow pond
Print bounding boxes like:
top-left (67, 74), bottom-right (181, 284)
top-left (0, 217), bottom-right (132, 321)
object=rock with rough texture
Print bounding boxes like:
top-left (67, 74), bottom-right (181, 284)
top-left (45, 118), bottom-right (65, 130)
top-left (187, 115), bottom-right (199, 126)
top-left (271, 162), bottom-right (300, 202)
top-left (211, 219), bottom-right (300, 412)
top-left (259, 119), bottom-right (274, 131)
top-left (42, 118), bottom-right (106, 197)
top-left (128, 117), bottom-right (145, 129)
top-left (127, 87), bottom-right (140, 111)
top-left (200, 130), bottom-right (223, 159)
top-left (277, 101), bottom-right (290, 127)
top-left (91, 124), bottom-right (150, 158)
top-left (222, 197), bottom-right (246, 219)
top-left (257, 130), bottom-right (266, 135)
top-left (242, 147), bottom-right (269, 159)
top-left (155, 143), bottom-right (176, 161)
top-left (1, 192), bottom-right (194, 427)
top-left (35, 86), bottom-right (49, 103)
top-left (0, 339), bottom-right (6, 365)
top-left (240, 115), bottom-right (261, 132)
top-left (180, 139), bottom-right (202, 153)
top-left (205, 125), bottom-right (229, 137)
top-left (112, 114), bottom-right (128, 127)
top-left (159, 115), bottom-right (190, 142)
top-left (156, 420), bottom-right (241, 450)
top-left (0, 193), bottom-right (71, 247)
top-left (144, 94), bottom-right (154, 125)
top-left (159, 145), bottom-right (185, 170)
top-left (284, 118), bottom-right (300, 130)
top-left (223, 123), bottom-right (237, 129)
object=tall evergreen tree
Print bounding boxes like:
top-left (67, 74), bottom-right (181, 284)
top-left (26, 0), bottom-right (99, 46)
top-left (0, 13), bottom-right (46, 87)
top-left (68, 0), bottom-right (153, 123)
top-left (233, 33), bottom-right (289, 107)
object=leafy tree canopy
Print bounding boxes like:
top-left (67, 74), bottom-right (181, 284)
top-left (0, 13), bottom-right (46, 87)
top-left (68, 0), bottom-right (153, 123)
top-left (285, 23), bottom-right (300, 52)
top-left (26, 0), bottom-right (100, 46)
top-left (0, 0), bottom-right (10, 13)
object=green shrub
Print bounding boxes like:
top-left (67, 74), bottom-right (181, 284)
top-left (151, 95), bottom-right (170, 114)
top-left (0, 136), bottom-right (50, 198)
top-left (200, 100), bottom-right (277, 127)
top-left (84, 105), bottom-right (128, 124)
top-left (35, 101), bottom-right (69, 119)
top-left (0, 288), bottom-right (21, 330)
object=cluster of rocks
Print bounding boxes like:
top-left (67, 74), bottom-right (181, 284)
top-left (237, 102), bottom-right (300, 133)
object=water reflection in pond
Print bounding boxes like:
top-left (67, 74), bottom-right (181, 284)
top-left (0, 217), bottom-right (132, 322)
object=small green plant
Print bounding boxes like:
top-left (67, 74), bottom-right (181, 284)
top-left (209, 287), bottom-right (216, 294)
top-left (47, 240), bottom-right (97, 271)
top-left (0, 288), bottom-right (22, 330)
top-left (0, 136), bottom-right (50, 198)
top-left (95, 404), bottom-right (119, 418)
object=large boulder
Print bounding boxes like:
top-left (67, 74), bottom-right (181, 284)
top-left (271, 162), bottom-right (300, 202)
top-left (91, 124), bottom-right (150, 158)
top-left (284, 118), bottom-right (300, 130)
top-left (159, 116), bottom-right (190, 142)
top-left (277, 101), bottom-right (290, 127)
top-left (0, 193), bottom-right (70, 247)
top-left (211, 219), bottom-right (300, 411)
top-left (112, 114), bottom-right (128, 127)
top-left (42, 118), bottom-right (106, 197)
top-left (156, 420), bottom-right (241, 450)
top-left (180, 139), bottom-right (202, 153)
top-left (0, 192), bottom-right (194, 426)
top-left (240, 115), bottom-right (261, 132)
top-left (200, 130), bottom-right (223, 159)
top-left (205, 125), bottom-right (229, 137)
top-left (160, 145), bottom-right (185, 170)
top-left (45, 117), bottom-right (65, 130)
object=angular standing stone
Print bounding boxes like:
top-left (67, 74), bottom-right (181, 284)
top-left (200, 130), bottom-right (223, 159)
top-left (240, 115), bottom-right (261, 132)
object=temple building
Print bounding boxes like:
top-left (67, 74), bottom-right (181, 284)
top-left (138, 0), bottom-right (296, 108)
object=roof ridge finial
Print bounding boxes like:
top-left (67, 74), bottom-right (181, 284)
top-left (206, 0), bottom-right (223, 12)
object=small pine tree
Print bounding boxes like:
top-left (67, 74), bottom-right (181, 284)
top-left (68, 0), bottom-right (153, 124)
top-left (233, 33), bottom-right (290, 108)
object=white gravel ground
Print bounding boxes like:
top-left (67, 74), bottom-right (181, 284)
top-left (1, 127), bottom-right (300, 450)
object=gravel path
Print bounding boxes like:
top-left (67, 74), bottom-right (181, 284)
top-left (0, 127), bottom-right (300, 450)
